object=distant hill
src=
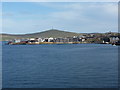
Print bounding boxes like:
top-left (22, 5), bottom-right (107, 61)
top-left (1, 29), bottom-right (82, 41)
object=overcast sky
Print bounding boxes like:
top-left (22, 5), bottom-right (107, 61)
top-left (2, 2), bottom-right (118, 34)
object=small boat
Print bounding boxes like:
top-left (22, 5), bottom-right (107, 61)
top-left (113, 44), bottom-right (116, 46)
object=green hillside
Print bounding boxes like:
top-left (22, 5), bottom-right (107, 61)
top-left (1, 29), bottom-right (81, 41)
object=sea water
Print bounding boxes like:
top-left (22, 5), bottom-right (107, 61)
top-left (2, 43), bottom-right (118, 88)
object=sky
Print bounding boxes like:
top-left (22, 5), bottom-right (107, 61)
top-left (1, 2), bottom-right (118, 34)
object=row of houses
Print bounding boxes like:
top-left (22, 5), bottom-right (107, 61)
top-left (10, 34), bottom-right (120, 44)
top-left (12, 36), bottom-right (85, 43)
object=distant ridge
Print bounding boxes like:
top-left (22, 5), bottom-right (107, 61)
top-left (1, 29), bottom-right (81, 41)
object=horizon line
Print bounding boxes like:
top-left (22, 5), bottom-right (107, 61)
top-left (1, 29), bottom-right (118, 35)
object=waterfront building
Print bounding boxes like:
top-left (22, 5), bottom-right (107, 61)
top-left (73, 36), bottom-right (79, 42)
top-left (48, 37), bottom-right (54, 42)
top-left (37, 38), bottom-right (43, 42)
top-left (66, 37), bottom-right (74, 42)
top-left (14, 39), bottom-right (21, 43)
top-left (110, 36), bottom-right (119, 43)
top-left (82, 38), bottom-right (86, 42)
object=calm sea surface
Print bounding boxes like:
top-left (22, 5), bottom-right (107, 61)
top-left (2, 43), bottom-right (118, 88)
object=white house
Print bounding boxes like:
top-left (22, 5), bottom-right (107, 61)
top-left (48, 37), bottom-right (54, 42)
top-left (110, 36), bottom-right (119, 43)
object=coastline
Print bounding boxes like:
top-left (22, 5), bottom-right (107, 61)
top-left (5, 41), bottom-right (114, 45)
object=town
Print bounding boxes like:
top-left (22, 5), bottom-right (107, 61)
top-left (7, 32), bottom-right (120, 45)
